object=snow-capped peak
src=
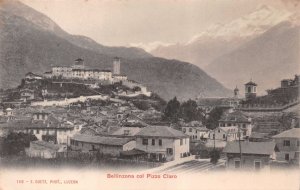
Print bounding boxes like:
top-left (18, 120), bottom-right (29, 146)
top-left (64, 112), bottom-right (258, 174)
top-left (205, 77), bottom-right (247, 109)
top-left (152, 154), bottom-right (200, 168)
top-left (186, 5), bottom-right (294, 45)
top-left (129, 41), bottom-right (175, 52)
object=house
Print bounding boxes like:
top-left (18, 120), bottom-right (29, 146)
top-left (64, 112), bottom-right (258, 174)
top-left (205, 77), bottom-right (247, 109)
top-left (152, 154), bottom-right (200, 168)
top-left (182, 126), bottom-right (209, 141)
top-left (0, 114), bottom-right (77, 145)
top-left (20, 89), bottom-right (35, 102)
top-left (135, 126), bottom-right (190, 162)
top-left (26, 141), bottom-right (66, 159)
top-left (223, 141), bottom-right (276, 170)
top-left (272, 128), bottom-right (300, 163)
top-left (70, 134), bottom-right (135, 157)
top-left (208, 126), bottom-right (240, 141)
top-left (219, 110), bottom-right (253, 138)
top-left (25, 72), bottom-right (43, 80)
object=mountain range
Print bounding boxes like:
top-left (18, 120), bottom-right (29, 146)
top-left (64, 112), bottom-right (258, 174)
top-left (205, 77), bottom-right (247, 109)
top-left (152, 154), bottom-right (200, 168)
top-left (148, 5), bottom-right (299, 94)
top-left (0, 0), bottom-right (232, 100)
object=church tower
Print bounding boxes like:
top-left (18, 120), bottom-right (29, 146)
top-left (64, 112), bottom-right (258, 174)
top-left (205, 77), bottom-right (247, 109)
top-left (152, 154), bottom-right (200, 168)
top-left (113, 57), bottom-right (121, 75)
top-left (234, 86), bottom-right (239, 98)
top-left (244, 80), bottom-right (257, 100)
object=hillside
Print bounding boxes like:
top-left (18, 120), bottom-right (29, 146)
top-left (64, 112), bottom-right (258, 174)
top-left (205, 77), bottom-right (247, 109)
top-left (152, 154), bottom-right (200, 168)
top-left (0, 0), bottom-right (231, 100)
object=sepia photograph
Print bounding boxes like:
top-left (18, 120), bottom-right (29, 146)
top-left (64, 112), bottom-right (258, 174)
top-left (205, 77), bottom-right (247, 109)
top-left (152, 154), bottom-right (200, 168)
top-left (0, 0), bottom-right (299, 189)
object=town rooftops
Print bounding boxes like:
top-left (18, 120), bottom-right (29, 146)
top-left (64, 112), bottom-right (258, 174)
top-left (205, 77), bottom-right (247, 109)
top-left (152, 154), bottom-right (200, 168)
top-left (71, 134), bottom-right (134, 146)
top-left (136, 126), bottom-right (188, 138)
top-left (245, 81), bottom-right (257, 86)
top-left (272, 128), bottom-right (300, 139)
top-left (223, 141), bottom-right (275, 155)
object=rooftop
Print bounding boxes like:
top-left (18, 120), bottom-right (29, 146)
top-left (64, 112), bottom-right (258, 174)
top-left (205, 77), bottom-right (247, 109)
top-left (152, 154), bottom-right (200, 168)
top-left (136, 125), bottom-right (188, 138)
top-left (272, 128), bottom-right (300, 139)
top-left (223, 141), bottom-right (275, 155)
top-left (219, 110), bottom-right (250, 123)
top-left (245, 81), bottom-right (257, 86)
top-left (71, 134), bottom-right (134, 146)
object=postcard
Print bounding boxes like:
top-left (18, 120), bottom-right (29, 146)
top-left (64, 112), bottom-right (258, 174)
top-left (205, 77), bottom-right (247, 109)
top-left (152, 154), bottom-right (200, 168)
top-left (0, 0), bottom-right (299, 189)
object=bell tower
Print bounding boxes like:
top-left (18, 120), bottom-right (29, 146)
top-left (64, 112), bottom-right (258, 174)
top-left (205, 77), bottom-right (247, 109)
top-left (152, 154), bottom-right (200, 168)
top-left (234, 86), bottom-right (239, 98)
top-left (113, 57), bottom-right (121, 75)
top-left (244, 80), bottom-right (257, 100)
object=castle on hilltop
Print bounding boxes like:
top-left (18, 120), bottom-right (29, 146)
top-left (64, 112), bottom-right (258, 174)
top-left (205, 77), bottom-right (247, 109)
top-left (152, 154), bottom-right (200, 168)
top-left (44, 57), bottom-right (127, 83)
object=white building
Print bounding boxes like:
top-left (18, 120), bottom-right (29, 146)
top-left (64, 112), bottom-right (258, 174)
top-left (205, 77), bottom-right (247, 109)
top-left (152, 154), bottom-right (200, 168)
top-left (182, 126), bottom-right (209, 141)
top-left (219, 110), bottom-right (253, 138)
top-left (272, 128), bottom-right (300, 163)
top-left (208, 126), bottom-right (241, 141)
top-left (135, 126), bottom-right (190, 162)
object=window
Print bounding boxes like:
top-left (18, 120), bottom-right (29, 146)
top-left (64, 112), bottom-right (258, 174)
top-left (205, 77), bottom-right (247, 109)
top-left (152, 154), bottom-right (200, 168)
top-left (234, 160), bottom-right (241, 169)
top-left (248, 86), bottom-right (251, 93)
top-left (152, 139), bottom-right (155, 146)
top-left (124, 130), bottom-right (129, 135)
top-left (167, 148), bottom-right (173, 155)
top-left (283, 140), bottom-right (290, 146)
top-left (182, 128), bottom-right (186, 133)
top-left (189, 128), bottom-right (192, 132)
top-left (142, 138), bottom-right (148, 145)
top-left (297, 141), bottom-right (300, 146)
top-left (180, 139), bottom-right (183, 146)
top-left (254, 161), bottom-right (261, 170)
top-left (159, 139), bottom-right (162, 146)
top-left (223, 134), bottom-right (226, 139)
top-left (213, 134), bottom-right (215, 139)
top-left (285, 154), bottom-right (289, 161)
top-left (36, 129), bottom-right (39, 134)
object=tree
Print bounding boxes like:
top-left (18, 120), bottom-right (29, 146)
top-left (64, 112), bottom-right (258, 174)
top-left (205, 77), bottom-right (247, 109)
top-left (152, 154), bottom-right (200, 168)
top-left (179, 99), bottom-right (204, 122)
top-left (210, 149), bottom-right (220, 164)
top-left (204, 107), bottom-right (227, 130)
top-left (132, 86), bottom-right (141, 92)
top-left (2, 132), bottom-right (38, 156)
top-left (163, 97), bottom-right (181, 123)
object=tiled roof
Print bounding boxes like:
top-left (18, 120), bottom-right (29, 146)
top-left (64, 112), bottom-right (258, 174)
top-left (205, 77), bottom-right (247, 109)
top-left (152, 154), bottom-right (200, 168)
top-left (245, 81), bottom-right (257, 86)
top-left (249, 132), bottom-right (269, 139)
top-left (223, 141), bottom-right (275, 155)
top-left (193, 127), bottom-right (208, 131)
top-left (136, 126), bottom-right (188, 138)
top-left (272, 128), bottom-right (300, 139)
top-left (71, 134), bottom-right (133, 146)
top-left (219, 110), bottom-right (250, 123)
top-left (111, 127), bottom-right (141, 136)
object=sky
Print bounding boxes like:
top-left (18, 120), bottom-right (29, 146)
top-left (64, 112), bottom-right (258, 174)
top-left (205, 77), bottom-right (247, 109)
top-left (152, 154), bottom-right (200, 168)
top-left (20, 0), bottom-right (296, 48)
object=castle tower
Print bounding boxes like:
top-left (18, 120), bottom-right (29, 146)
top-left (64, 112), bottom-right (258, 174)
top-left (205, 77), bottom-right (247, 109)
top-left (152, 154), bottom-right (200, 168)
top-left (73, 58), bottom-right (84, 69)
top-left (234, 86), bottom-right (239, 98)
top-left (113, 57), bottom-right (121, 75)
top-left (244, 80), bottom-right (257, 100)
